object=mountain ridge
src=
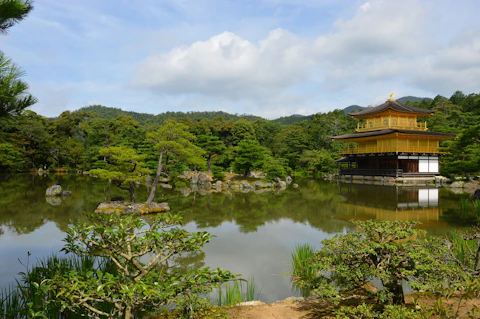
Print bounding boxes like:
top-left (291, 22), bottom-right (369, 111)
top-left (74, 95), bottom-right (431, 124)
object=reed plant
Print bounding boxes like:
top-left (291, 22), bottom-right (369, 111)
top-left (448, 231), bottom-right (478, 267)
top-left (473, 200), bottom-right (480, 224)
top-left (460, 197), bottom-right (470, 218)
top-left (291, 243), bottom-right (316, 280)
top-left (215, 277), bottom-right (261, 306)
top-left (291, 243), bottom-right (317, 297)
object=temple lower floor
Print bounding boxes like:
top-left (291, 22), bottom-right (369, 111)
top-left (337, 154), bottom-right (440, 177)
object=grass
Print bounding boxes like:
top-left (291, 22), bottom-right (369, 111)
top-left (0, 253), bottom-right (117, 319)
top-left (291, 243), bottom-right (317, 298)
top-left (460, 197), bottom-right (470, 218)
top-left (448, 231), bottom-right (478, 267)
top-left (473, 200), bottom-right (480, 224)
top-left (215, 277), bottom-right (261, 306)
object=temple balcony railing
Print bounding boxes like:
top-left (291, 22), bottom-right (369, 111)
top-left (338, 146), bottom-right (444, 155)
top-left (356, 122), bottom-right (427, 132)
top-left (339, 168), bottom-right (403, 177)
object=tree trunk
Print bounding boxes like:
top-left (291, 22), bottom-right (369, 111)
top-left (207, 155), bottom-right (212, 172)
top-left (145, 151), bottom-right (164, 204)
top-left (386, 281), bottom-right (405, 305)
top-left (129, 182), bottom-right (135, 203)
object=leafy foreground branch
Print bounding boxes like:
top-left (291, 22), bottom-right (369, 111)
top-left (41, 212), bottom-right (235, 319)
top-left (292, 220), bottom-right (480, 318)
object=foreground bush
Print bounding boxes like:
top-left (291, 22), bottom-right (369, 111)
top-left (294, 220), bottom-right (454, 305)
top-left (43, 212), bottom-right (235, 319)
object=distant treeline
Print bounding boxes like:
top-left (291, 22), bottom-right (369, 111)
top-left (0, 90), bottom-right (478, 178)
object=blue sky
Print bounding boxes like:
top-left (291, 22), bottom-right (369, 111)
top-left (1, 0), bottom-right (480, 118)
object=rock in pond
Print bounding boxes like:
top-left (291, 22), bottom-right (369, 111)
top-left (197, 172), bottom-right (213, 185)
top-left (286, 176), bottom-right (292, 184)
top-left (46, 185), bottom-right (62, 197)
top-left (62, 190), bottom-right (72, 196)
top-left (94, 202), bottom-right (170, 215)
top-left (474, 189), bottom-right (480, 200)
top-left (450, 181), bottom-right (464, 188)
top-left (292, 183), bottom-right (299, 188)
top-left (45, 196), bottom-right (62, 206)
top-left (253, 181), bottom-right (268, 189)
top-left (277, 181), bottom-right (287, 190)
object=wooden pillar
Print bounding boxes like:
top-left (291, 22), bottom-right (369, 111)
top-left (396, 156), bottom-right (399, 177)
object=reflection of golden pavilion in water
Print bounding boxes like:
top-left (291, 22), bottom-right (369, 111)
top-left (336, 184), bottom-right (445, 228)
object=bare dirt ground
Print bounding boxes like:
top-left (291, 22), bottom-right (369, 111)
top-left (226, 295), bottom-right (480, 319)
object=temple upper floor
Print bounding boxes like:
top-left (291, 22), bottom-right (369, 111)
top-left (355, 115), bottom-right (428, 132)
top-left (350, 97), bottom-right (433, 132)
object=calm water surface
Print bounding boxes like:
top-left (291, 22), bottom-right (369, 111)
top-left (0, 174), bottom-right (468, 302)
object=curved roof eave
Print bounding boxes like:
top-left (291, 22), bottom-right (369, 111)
top-left (349, 100), bottom-right (434, 117)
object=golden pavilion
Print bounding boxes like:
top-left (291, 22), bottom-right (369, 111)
top-left (332, 95), bottom-right (455, 178)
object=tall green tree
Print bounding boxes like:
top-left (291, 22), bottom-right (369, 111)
top-left (89, 146), bottom-right (151, 202)
top-left (195, 134), bottom-right (226, 171)
top-left (146, 120), bottom-right (205, 204)
top-left (231, 119), bottom-right (256, 146)
top-left (233, 139), bottom-right (265, 176)
top-left (0, 0), bottom-right (33, 34)
top-left (0, 0), bottom-right (36, 117)
top-left (0, 52), bottom-right (37, 117)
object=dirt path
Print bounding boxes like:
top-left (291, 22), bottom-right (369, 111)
top-left (227, 298), bottom-right (335, 319)
top-left (226, 296), bottom-right (480, 319)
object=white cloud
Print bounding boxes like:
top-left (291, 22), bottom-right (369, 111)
top-left (132, 28), bottom-right (312, 99)
top-left (314, 0), bottom-right (428, 61)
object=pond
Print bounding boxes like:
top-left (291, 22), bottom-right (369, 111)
top-left (0, 174), bottom-right (469, 303)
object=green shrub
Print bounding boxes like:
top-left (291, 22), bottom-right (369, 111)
top-left (211, 165), bottom-right (225, 181)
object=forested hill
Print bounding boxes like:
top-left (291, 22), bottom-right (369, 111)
top-left (78, 105), bottom-right (263, 125)
top-left (397, 96), bottom-right (432, 105)
top-left (343, 105), bottom-right (365, 114)
top-left (78, 96), bottom-right (431, 124)
top-left (271, 114), bottom-right (311, 125)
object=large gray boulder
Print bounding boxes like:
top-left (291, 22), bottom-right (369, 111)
top-left (197, 172), bottom-right (212, 185)
top-left (189, 175), bottom-right (199, 184)
top-left (253, 181), bottom-right (268, 189)
top-left (464, 182), bottom-right (480, 190)
top-left (277, 181), bottom-right (287, 190)
top-left (450, 181), bottom-right (464, 188)
top-left (46, 185), bottom-right (62, 197)
top-left (241, 182), bottom-right (252, 190)
top-left (435, 176), bottom-right (449, 187)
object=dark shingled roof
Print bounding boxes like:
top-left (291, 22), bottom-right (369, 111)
top-left (331, 129), bottom-right (456, 140)
top-left (349, 100), bottom-right (434, 117)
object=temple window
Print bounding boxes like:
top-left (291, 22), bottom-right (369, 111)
top-left (384, 119), bottom-right (388, 126)
top-left (392, 119), bottom-right (397, 126)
